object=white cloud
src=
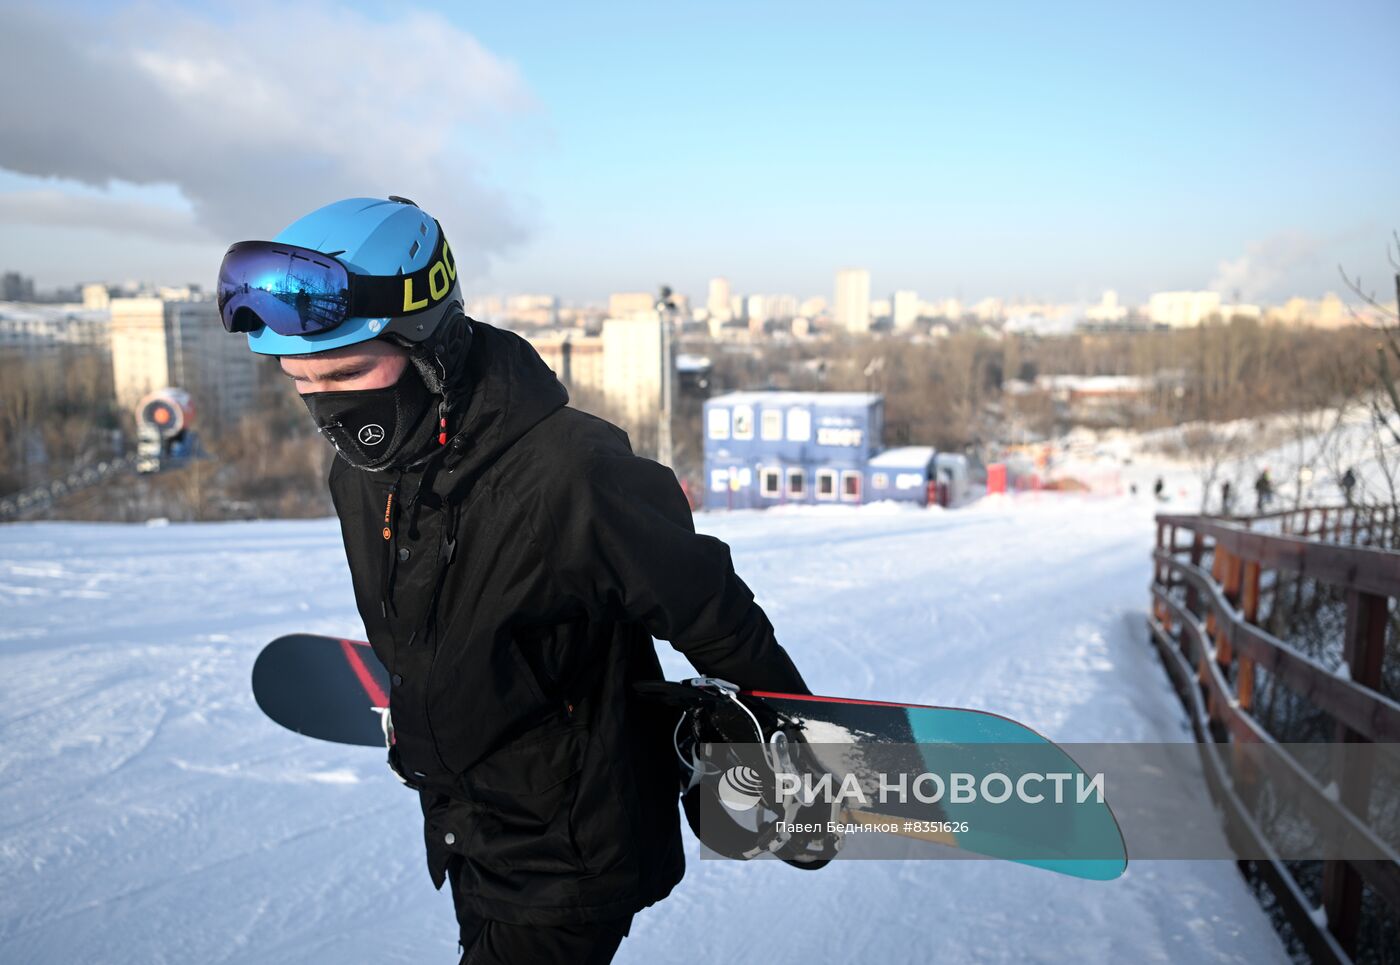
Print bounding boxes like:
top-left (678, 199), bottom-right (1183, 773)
top-left (1209, 231), bottom-right (1322, 302)
top-left (0, 2), bottom-right (538, 279)
top-left (0, 189), bottom-right (208, 242)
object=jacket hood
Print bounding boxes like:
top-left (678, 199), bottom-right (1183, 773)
top-left (431, 320), bottom-right (569, 502)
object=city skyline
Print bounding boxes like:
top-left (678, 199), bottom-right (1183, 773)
top-left (0, 1), bottom-right (1397, 304)
top-left (3, 266), bottom-right (1386, 331)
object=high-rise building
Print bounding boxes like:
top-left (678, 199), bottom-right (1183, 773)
top-left (466, 295), bottom-right (505, 324)
top-left (110, 295), bottom-right (256, 424)
top-left (769, 294), bottom-right (799, 321)
top-left (1148, 291), bottom-right (1221, 328)
top-left (741, 294), bottom-right (797, 333)
top-left (82, 284), bottom-right (112, 310)
top-left (1085, 290), bottom-right (1127, 324)
top-left (526, 331), bottom-right (605, 395)
top-left (0, 304), bottom-right (111, 353)
top-left (1267, 294), bottom-right (1349, 328)
top-left (707, 278), bottom-right (732, 321)
top-left (891, 290), bottom-right (920, 331)
top-left (834, 269), bottom-right (871, 333)
top-left (505, 294), bottom-right (559, 327)
top-left (1, 272), bottom-right (35, 302)
top-left (746, 294), bottom-right (768, 333)
top-left (110, 298), bottom-right (169, 411)
top-left (601, 313), bottom-right (663, 427)
top-left (1217, 302), bottom-right (1262, 321)
top-left (970, 297), bottom-right (1003, 322)
top-left (608, 292), bottom-right (656, 320)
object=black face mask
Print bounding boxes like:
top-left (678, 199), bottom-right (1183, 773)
top-left (302, 363), bottom-right (440, 470)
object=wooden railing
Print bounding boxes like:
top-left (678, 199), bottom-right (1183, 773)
top-left (1246, 503), bottom-right (1400, 549)
top-left (1148, 507), bottom-right (1400, 962)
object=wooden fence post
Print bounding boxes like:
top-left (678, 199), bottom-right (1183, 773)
top-left (1168, 523), bottom-right (1179, 590)
top-left (1186, 530), bottom-right (1204, 616)
top-left (1217, 549), bottom-right (1241, 669)
top-left (1231, 556), bottom-right (1265, 866)
top-left (1321, 589), bottom-right (1389, 955)
top-left (1206, 548), bottom-right (1226, 643)
top-left (1199, 547), bottom-right (1229, 728)
top-left (1155, 520), bottom-right (1165, 589)
top-left (1238, 560), bottom-right (1260, 712)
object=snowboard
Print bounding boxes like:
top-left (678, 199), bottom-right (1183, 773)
top-left (639, 679), bottom-right (1127, 881)
top-left (251, 634), bottom-right (1126, 881)
top-left (252, 634), bottom-right (391, 747)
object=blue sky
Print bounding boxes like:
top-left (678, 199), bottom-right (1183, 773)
top-left (1, 0), bottom-right (1397, 305)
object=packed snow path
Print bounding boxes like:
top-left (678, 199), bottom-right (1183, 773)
top-left (0, 493), bottom-right (1287, 963)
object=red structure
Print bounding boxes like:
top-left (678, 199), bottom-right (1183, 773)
top-left (986, 463), bottom-right (1007, 495)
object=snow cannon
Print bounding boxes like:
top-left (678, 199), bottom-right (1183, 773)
top-left (138, 388), bottom-right (195, 440)
top-left (135, 388), bottom-right (197, 474)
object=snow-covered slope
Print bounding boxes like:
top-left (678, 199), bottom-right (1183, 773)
top-left (0, 493), bottom-right (1287, 963)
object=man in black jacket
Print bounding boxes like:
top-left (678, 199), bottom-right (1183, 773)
top-left (218, 197), bottom-right (810, 963)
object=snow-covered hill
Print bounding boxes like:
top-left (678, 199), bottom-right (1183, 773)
top-left (1, 492), bottom-right (1287, 963)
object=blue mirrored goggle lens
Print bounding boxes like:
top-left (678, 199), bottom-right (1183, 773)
top-left (217, 242), bottom-right (352, 336)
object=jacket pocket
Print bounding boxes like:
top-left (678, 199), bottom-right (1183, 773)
top-left (461, 723), bottom-right (589, 875)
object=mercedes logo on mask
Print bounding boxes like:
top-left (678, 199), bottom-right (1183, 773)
top-left (358, 424), bottom-right (386, 446)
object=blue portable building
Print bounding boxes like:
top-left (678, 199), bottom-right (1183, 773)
top-left (702, 391), bottom-right (883, 510)
top-left (865, 446), bottom-right (937, 505)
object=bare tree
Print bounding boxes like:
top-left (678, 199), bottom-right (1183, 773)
top-left (1338, 230), bottom-right (1400, 509)
top-left (1181, 423), bottom-right (1250, 514)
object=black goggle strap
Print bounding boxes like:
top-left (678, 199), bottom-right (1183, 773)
top-left (348, 221), bottom-right (458, 319)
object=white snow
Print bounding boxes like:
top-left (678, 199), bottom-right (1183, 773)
top-left (706, 389), bottom-right (883, 408)
top-left (867, 446), bottom-right (937, 470)
top-left (1073, 401), bottom-right (1392, 512)
top-left (0, 490), bottom-right (1289, 963)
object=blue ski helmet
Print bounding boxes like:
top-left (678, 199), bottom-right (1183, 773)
top-left (231, 196), bottom-right (463, 357)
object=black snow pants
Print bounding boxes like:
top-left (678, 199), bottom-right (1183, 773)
top-left (449, 857), bottom-right (633, 964)
top-left (454, 911), bottom-right (632, 965)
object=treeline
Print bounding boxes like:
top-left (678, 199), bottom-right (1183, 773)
top-left (0, 348), bottom-right (122, 496)
top-left (1010, 320), bottom-right (1372, 423)
top-left (1, 320), bottom-right (1380, 520)
top-left (697, 320), bottom-right (1379, 459)
top-left (1, 349), bottom-right (334, 521)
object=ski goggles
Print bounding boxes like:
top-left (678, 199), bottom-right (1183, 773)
top-left (217, 222), bottom-right (456, 336)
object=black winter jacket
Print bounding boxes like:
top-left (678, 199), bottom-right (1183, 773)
top-left (327, 321), bottom-right (809, 925)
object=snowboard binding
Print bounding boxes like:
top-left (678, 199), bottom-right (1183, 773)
top-left (635, 678), bottom-right (841, 870)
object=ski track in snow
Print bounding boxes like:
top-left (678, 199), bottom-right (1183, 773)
top-left (0, 487), bottom-right (1287, 963)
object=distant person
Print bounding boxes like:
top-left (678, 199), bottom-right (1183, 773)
top-left (1254, 469), bottom-right (1273, 512)
top-left (1221, 480), bottom-right (1234, 516)
top-left (293, 289), bottom-right (311, 332)
top-left (1341, 467), bottom-right (1357, 506)
top-left (217, 196), bottom-right (814, 963)
top-left (1153, 476), bottom-right (1164, 501)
